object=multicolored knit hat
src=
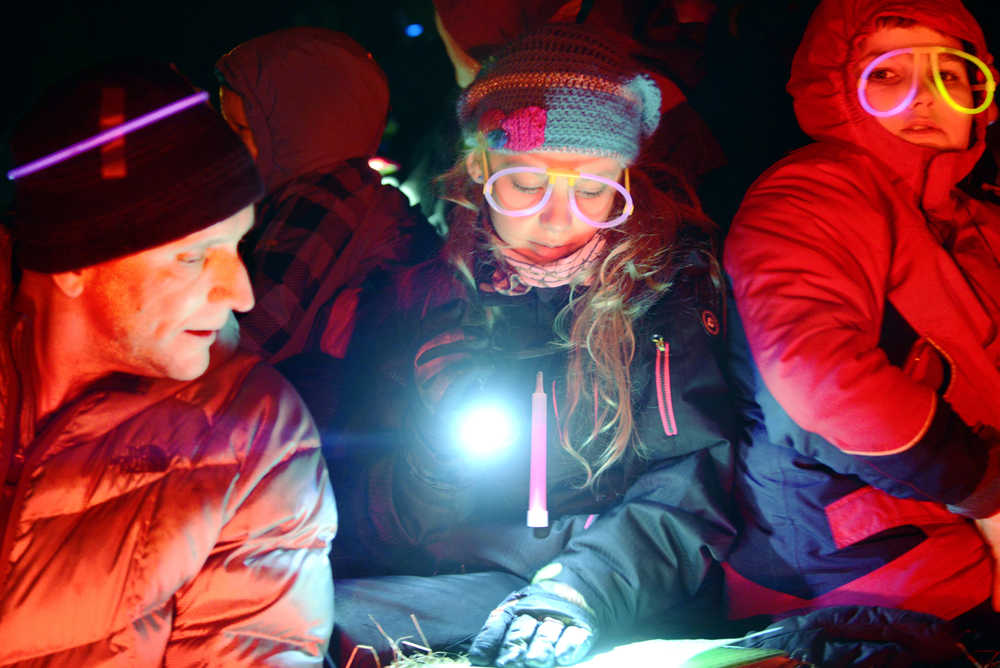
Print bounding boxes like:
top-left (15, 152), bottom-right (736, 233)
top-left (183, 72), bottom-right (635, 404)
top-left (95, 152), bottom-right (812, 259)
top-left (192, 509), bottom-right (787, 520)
top-left (457, 24), bottom-right (662, 165)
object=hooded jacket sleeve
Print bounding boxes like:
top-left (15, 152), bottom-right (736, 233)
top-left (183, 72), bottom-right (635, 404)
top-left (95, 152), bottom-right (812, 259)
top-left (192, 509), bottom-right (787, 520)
top-left (542, 452), bottom-right (736, 632)
top-left (725, 150), bottom-right (1000, 516)
top-left (164, 364), bottom-right (336, 665)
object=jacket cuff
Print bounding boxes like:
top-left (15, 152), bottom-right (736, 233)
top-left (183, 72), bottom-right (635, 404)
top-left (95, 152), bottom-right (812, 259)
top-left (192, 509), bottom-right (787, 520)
top-left (539, 561), bottom-right (614, 633)
top-left (934, 403), bottom-right (1000, 518)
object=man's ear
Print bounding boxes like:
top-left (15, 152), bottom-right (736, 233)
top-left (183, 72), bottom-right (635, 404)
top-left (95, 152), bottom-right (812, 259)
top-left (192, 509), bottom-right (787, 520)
top-left (466, 151), bottom-right (485, 184)
top-left (50, 270), bottom-right (86, 299)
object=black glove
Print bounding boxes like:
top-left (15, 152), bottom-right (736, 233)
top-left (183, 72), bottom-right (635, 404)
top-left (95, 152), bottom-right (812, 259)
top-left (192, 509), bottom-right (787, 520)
top-left (731, 605), bottom-right (964, 667)
top-left (468, 583), bottom-right (598, 667)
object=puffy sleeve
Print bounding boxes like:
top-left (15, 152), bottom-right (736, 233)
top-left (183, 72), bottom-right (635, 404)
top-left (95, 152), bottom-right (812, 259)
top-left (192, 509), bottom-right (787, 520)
top-left (725, 149), bottom-right (1000, 515)
top-left (165, 364), bottom-right (336, 665)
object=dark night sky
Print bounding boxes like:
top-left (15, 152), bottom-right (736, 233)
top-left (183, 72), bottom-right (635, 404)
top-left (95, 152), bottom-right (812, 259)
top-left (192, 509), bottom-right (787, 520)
top-left (1, 0), bottom-right (453, 206)
top-left (3, 0), bottom-right (998, 212)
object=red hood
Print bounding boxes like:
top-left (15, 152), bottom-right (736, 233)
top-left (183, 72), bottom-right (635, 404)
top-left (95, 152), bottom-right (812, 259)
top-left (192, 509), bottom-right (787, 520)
top-left (216, 27), bottom-right (390, 194)
top-left (788, 0), bottom-right (998, 214)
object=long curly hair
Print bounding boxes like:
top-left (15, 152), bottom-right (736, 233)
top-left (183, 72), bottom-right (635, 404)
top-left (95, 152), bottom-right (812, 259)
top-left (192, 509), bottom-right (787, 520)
top-left (436, 152), bottom-right (718, 485)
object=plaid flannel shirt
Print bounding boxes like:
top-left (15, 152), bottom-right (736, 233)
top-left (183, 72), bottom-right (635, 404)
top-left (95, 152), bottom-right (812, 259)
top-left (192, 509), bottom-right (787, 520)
top-left (238, 157), bottom-right (436, 362)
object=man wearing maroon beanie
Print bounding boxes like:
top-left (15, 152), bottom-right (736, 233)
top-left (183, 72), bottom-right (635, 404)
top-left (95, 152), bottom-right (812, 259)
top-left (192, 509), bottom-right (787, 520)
top-left (0, 61), bottom-right (336, 665)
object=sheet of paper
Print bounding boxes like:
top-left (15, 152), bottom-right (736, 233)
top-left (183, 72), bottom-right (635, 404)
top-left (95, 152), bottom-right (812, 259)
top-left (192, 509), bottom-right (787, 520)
top-left (574, 627), bottom-right (785, 668)
top-left (575, 638), bottom-right (734, 667)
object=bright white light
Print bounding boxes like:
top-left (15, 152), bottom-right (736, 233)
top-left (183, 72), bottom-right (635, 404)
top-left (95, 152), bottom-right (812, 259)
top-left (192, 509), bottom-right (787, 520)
top-left (455, 403), bottom-right (515, 456)
top-left (573, 628), bottom-right (785, 666)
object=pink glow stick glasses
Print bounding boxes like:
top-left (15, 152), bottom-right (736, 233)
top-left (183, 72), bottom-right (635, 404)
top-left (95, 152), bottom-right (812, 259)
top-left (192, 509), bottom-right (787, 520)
top-left (856, 46), bottom-right (995, 118)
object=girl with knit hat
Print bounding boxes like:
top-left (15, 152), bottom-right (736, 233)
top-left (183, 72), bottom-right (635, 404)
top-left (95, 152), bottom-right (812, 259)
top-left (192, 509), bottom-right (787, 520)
top-left (723, 0), bottom-right (1000, 659)
top-left (328, 23), bottom-right (740, 668)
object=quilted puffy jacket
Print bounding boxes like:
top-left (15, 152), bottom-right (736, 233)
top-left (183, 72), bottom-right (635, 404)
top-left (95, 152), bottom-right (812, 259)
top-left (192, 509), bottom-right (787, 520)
top-left (0, 230), bottom-right (337, 665)
top-left (723, 0), bottom-right (1000, 621)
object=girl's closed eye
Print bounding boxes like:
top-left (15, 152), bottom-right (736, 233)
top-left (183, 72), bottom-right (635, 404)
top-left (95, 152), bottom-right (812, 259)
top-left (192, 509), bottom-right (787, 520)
top-left (575, 181), bottom-right (610, 199)
top-left (510, 173), bottom-right (548, 193)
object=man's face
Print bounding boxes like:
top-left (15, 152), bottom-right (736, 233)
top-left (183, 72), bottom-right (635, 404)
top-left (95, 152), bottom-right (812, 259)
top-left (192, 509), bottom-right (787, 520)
top-left (78, 205), bottom-right (255, 381)
top-left (857, 25), bottom-right (975, 151)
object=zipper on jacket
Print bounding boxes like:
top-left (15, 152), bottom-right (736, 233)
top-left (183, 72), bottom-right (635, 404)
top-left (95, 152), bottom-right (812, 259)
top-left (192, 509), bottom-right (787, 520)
top-left (652, 335), bottom-right (678, 436)
top-left (1, 319), bottom-right (28, 544)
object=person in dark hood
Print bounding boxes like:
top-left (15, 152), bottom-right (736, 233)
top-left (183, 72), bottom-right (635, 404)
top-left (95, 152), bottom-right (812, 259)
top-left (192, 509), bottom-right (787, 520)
top-left (215, 27), bottom-right (437, 367)
top-left (723, 0), bottom-right (1000, 652)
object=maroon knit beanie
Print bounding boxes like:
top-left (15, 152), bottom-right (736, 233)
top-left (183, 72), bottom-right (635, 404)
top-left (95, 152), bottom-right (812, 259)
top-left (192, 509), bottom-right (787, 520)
top-left (8, 60), bottom-right (263, 273)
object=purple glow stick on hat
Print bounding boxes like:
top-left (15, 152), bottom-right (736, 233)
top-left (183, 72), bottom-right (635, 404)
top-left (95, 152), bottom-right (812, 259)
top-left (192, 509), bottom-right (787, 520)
top-left (7, 91), bottom-right (210, 181)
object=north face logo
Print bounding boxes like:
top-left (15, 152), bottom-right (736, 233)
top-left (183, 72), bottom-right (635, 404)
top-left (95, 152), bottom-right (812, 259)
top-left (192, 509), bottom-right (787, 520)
top-left (112, 444), bottom-right (170, 474)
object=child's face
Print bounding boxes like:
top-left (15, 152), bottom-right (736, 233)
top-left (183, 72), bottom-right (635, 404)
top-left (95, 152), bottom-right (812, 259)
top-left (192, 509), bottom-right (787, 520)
top-left (469, 151), bottom-right (624, 265)
top-left (856, 25), bottom-right (975, 151)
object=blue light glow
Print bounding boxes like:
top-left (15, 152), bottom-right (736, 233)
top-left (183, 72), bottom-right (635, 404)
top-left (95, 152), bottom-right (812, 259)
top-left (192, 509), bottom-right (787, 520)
top-left (405, 23), bottom-right (424, 38)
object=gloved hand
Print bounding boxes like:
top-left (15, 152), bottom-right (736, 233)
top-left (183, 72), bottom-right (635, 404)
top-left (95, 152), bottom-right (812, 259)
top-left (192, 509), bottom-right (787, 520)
top-left (406, 358), bottom-right (498, 481)
top-left (468, 582), bottom-right (597, 667)
top-left (731, 605), bottom-right (964, 666)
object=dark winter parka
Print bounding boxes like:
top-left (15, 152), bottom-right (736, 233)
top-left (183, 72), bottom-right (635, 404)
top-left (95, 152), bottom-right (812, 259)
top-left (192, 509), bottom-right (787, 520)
top-left (335, 232), bottom-right (739, 634)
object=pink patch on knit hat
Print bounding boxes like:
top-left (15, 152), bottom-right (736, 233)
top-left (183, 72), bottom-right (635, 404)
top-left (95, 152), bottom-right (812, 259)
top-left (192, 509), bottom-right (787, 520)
top-left (500, 106), bottom-right (546, 151)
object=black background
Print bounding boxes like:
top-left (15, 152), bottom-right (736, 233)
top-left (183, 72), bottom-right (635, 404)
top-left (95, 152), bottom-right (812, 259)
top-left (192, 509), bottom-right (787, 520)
top-left (2, 0), bottom-right (997, 212)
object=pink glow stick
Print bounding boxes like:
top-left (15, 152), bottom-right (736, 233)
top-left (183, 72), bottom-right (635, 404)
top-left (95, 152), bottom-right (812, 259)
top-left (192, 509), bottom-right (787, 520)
top-left (527, 371), bottom-right (548, 528)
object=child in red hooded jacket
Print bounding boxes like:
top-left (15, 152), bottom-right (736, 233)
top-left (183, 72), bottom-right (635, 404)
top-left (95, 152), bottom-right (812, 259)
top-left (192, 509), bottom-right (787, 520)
top-left (724, 0), bottom-right (1000, 641)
